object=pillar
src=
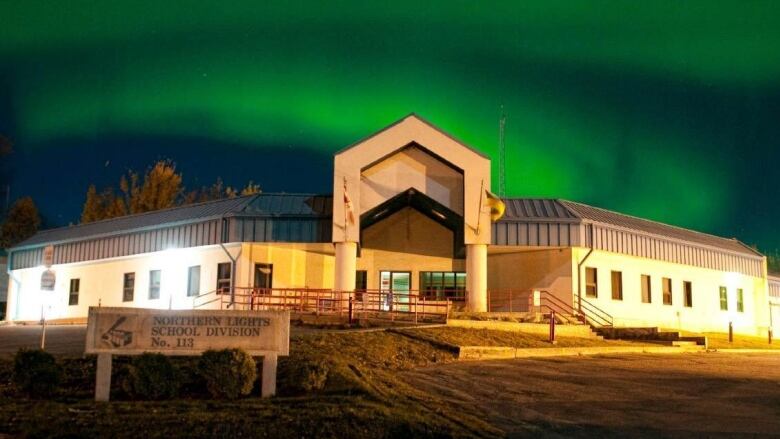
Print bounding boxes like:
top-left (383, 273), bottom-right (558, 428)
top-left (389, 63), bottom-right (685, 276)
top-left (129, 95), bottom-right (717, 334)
top-left (334, 241), bottom-right (357, 291)
top-left (466, 244), bottom-right (488, 312)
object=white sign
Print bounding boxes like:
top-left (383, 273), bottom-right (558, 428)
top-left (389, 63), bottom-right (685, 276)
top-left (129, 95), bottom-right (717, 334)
top-left (85, 307), bottom-right (290, 401)
top-left (85, 307), bottom-right (290, 356)
top-left (40, 270), bottom-right (55, 291)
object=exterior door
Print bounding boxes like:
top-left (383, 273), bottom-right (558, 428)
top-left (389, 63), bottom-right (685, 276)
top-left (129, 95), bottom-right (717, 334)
top-left (379, 271), bottom-right (411, 311)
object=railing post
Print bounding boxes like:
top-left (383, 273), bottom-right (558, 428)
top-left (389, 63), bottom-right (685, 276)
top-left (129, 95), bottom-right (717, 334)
top-left (549, 310), bottom-right (556, 344)
top-left (729, 321), bottom-right (733, 343)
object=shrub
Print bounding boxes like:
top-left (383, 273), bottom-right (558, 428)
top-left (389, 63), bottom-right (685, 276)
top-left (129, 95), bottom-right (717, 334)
top-left (123, 353), bottom-right (180, 400)
top-left (197, 349), bottom-right (256, 399)
top-left (12, 348), bottom-right (61, 398)
top-left (279, 356), bottom-right (330, 395)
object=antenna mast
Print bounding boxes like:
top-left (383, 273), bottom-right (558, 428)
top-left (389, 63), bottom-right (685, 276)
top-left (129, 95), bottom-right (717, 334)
top-left (498, 105), bottom-right (507, 198)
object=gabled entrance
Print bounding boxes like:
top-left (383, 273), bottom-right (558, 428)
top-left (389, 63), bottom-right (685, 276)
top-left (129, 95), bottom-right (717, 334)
top-left (332, 114), bottom-right (493, 311)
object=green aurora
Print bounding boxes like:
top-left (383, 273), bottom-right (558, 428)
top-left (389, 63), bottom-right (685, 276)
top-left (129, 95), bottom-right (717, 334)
top-left (1, 1), bottom-right (779, 250)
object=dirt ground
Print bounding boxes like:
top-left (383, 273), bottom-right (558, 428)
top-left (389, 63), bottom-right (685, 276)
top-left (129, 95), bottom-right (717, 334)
top-left (403, 353), bottom-right (780, 437)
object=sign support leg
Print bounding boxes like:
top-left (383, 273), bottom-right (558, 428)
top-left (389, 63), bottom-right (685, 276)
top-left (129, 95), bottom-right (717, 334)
top-left (261, 353), bottom-right (277, 398)
top-left (95, 353), bottom-right (112, 402)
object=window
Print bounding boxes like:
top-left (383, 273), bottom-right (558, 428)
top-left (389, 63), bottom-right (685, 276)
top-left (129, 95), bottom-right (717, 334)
top-left (719, 286), bottom-right (728, 311)
top-left (149, 270), bottom-right (161, 300)
top-left (585, 267), bottom-right (598, 298)
top-left (187, 266), bottom-right (201, 297)
top-left (68, 279), bottom-right (80, 306)
top-left (216, 262), bottom-right (231, 294)
top-left (123, 273), bottom-right (135, 302)
top-left (662, 277), bottom-right (672, 305)
top-left (420, 272), bottom-right (466, 300)
top-left (254, 263), bottom-right (273, 292)
top-left (737, 288), bottom-right (744, 312)
top-left (641, 275), bottom-right (652, 303)
top-left (610, 271), bottom-right (623, 300)
top-left (355, 270), bottom-right (368, 291)
top-left (355, 270), bottom-right (368, 300)
top-left (683, 281), bottom-right (693, 308)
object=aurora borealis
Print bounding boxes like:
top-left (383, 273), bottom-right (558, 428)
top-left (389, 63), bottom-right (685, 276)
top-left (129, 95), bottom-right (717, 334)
top-left (1, 1), bottom-right (779, 250)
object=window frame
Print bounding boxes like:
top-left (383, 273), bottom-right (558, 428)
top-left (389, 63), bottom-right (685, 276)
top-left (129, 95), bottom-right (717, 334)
top-left (419, 271), bottom-right (466, 300)
top-left (253, 263), bottom-right (273, 294)
top-left (123, 272), bottom-right (135, 302)
top-left (149, 269), bottom-right (161, 300)
top-left (187, 265), bottom-right (201, 297)
top-left (662, 277), bottom-right (672, 305)
top-left (216, 262), bottom-right (232, 295)
top-left (683, 281), bottom-right (693, 308)
top-left (585, 267), bottom-right (598, 298)
top-left (610, 271), bottom-right (623, 300)
top-left (68, 278), bottom-right (80, 306)
top-left (719, 286), bottom-right (728, 311)
top-left (640, 274), bottom-right (652, 303)
top-left (736, 288), bottom-right (744, 312)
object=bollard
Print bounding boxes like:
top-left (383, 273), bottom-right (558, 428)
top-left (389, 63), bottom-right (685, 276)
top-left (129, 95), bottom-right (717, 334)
top-left (769, 328), bottom-right (773, 345)
top-left (728, 321), bottom-right (733, 343)
top-left (549, 310), bottom-right (556, 344)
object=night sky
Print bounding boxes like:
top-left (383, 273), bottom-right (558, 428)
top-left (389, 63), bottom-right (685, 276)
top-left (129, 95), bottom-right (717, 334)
top-left (1, 1), bottom-right (779, 250)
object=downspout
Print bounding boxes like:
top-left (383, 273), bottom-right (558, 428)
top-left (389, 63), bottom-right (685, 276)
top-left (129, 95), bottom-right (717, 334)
top-left (576, 224), bottom-right (595, 314)
top-left (220, 217), bottom-right (242, 308)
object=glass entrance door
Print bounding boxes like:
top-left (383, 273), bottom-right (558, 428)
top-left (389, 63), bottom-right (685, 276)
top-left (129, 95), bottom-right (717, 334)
top-left (379, 271), bottom-right (411, 311)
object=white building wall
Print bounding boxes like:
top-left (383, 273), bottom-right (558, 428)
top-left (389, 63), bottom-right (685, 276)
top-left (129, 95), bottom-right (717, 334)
top-left (6, 244), bottom-right (239, 322)
top-left (573, 248), bottom-right (769, 336)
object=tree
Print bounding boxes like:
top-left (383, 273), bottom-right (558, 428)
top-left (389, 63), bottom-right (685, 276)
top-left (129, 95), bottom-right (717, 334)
top-left (0, 197), bottom-right (41, 248)
top-left (135, 160), bottom-right (183, 213)
top-left (239, 181), bottom-right (261, 196)
top-left (78, 159), bottom-right (259, 223)
top-left (80, 185), bottom-right (102, 223)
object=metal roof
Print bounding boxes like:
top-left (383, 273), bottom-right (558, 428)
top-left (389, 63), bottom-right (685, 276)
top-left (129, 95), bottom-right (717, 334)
top-left (12, 193), bottom-right (332, 249)
top-left (498, 198), bottom-right (760, 256)
top-left (241, 193), bottom-right (332, 217)
top-left (13, 192), bottom-right (760, 259)
top-left (554, 199), bottom-right (758, 256)
top-left (501, 199), bottom-right (578, 221)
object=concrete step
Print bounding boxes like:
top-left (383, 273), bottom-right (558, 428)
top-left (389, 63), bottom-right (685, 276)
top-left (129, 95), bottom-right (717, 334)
top-left (643, 340), bottom-right (698, 347)
top-left (592, 326), bottom-right (708, 346)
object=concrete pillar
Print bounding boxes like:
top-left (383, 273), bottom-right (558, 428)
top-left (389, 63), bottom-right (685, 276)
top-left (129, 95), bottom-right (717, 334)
top-left (261, 353), bottom-right (278, 398)
top-left (334, 241), bottom-right (357, 291)
top-left (466, 244), bottom-right (488, 312)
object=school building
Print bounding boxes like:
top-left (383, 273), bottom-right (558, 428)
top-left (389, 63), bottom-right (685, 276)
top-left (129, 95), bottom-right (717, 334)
top-left (4, 115), bottom-right (778, 335)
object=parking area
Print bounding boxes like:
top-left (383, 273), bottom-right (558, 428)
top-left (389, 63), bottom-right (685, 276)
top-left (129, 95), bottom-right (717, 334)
top-left (404, 352), bottom-right (780, 436)
top-left (0, 325), bottom-right (87, 358)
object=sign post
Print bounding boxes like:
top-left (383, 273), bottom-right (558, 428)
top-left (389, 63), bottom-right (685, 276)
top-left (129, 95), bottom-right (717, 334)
top-left (85, 307), bottom-right (290, 401)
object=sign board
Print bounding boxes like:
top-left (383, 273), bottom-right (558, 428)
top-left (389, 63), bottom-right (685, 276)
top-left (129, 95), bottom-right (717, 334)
top-left (85, 307), bottom-right (290, 401)
top-left (40, 269), bottom-right (55, 291)
top-left (43, 245), bottom-right (54, 268)
top-left (86, 307), bottom-right (290, 356)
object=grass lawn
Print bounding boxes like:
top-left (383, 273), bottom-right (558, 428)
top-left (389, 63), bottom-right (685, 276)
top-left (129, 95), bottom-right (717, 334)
top-left (396, 326), bottom-right (652, 349)
top-left (0, 330), bottom-right (500, 438)
top-left (679, 330), bottom-right (780, 350)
